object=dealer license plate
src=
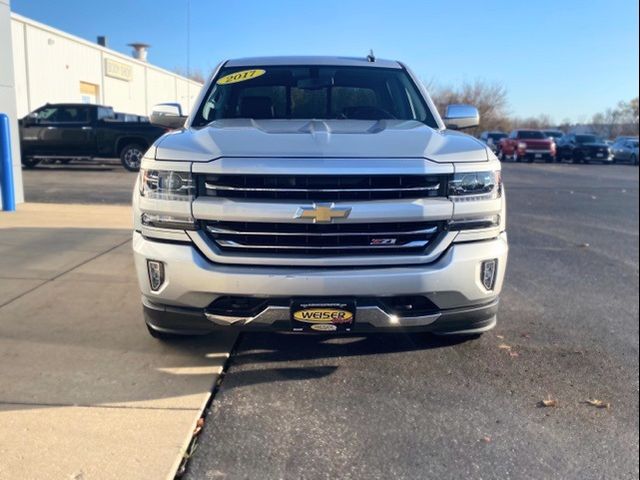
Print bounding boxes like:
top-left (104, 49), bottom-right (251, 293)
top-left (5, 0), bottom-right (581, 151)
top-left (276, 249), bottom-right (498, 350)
top-left (290, 299), bottom-right (356, 332)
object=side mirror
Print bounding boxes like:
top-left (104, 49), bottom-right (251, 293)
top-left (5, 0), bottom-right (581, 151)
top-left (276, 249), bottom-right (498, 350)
top-left (149, 103), bottom-right (187, 129)
top-left (443, 104), bottom-right (480, 130)
top-left (23, 113), bottom-right (38, 126)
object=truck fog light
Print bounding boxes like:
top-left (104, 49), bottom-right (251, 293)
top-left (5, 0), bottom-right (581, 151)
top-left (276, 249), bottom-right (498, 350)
top-left (147, 260), bottom-right (165, 291)
top-left (481, 259), bottom-right (497, 290)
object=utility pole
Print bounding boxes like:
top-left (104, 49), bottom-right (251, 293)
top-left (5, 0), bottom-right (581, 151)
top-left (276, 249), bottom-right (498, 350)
top-left (186, 0), bottom-right (191, 109)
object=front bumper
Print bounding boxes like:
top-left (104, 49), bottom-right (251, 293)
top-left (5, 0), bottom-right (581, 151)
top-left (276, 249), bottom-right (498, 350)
top-left (143, 296), bottom-right (499, 334)
top-left (133, 231), bottom-right (508, 333)
top-left (523, 150), bottom-right (554, 161)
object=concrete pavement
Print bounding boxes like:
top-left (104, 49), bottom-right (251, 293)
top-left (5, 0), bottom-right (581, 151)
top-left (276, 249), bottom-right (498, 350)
top-left (0, 203), bottom-right (237, 479)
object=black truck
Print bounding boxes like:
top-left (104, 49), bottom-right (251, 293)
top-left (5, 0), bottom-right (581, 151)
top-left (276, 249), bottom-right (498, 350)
top-left (19, 103), bottom-right (168, 171)
top-left (555, 133), bottom-right (613, 164)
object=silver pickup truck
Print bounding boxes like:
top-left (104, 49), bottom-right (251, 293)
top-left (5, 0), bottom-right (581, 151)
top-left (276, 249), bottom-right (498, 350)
top-left (132, 56), bottom-right (508, 340)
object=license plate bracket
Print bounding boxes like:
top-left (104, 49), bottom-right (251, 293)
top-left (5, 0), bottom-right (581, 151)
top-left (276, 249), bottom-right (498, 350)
top-left (290, 299), bottom-right (356, 332)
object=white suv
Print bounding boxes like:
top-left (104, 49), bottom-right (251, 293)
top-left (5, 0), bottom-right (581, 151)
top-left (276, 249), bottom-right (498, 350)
top-left (133, 56), bottom-right (508, 339)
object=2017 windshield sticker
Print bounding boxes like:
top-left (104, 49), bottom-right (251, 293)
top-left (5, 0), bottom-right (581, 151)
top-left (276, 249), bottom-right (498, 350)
top-left (216, 69), bottom-right (266, 85)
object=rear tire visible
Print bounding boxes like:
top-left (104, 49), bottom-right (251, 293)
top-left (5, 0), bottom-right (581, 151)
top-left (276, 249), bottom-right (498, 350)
top-left (21, 157), bottom-right (40, 168)
top-left (120, 143), bottom-right (145, 172)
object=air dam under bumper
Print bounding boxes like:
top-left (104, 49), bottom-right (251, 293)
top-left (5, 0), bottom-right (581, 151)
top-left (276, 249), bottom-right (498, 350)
top-left (133, 231), bottom-right (508, 334)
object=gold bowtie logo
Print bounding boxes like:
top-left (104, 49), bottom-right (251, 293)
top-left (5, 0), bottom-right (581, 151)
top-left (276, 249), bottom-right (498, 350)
top-left (294, 203), bottom-right (352, 223)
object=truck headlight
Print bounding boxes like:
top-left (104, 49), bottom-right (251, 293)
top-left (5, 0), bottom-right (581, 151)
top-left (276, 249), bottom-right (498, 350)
top-left (448, 171), bottom-right (502, 201)
top-left (139, 169), bottom-right (194, 201)
top-left (141, 213), bottom-right (196, 230)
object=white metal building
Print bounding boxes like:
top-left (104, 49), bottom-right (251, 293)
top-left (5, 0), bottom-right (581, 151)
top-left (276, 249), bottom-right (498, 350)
top-left (1, 0), bottom-right (23, 205)
top-left (10, 12), bottom-right (203, 119)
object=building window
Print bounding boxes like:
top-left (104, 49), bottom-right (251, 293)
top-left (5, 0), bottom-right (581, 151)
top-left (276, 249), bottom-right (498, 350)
top-left (79, 81), bottom-right (99, 104)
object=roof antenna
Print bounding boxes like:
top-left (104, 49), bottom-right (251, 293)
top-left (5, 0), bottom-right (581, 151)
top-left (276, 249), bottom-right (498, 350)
top-left (367, 49), bottom-right (376, 62)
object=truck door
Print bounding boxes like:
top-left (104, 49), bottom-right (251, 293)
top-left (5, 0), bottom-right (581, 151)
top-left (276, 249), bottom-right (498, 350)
top-left (22, 105), bottom-right (94, 157)
top-left (54, 106), bottom-right (95, 156)
top-left (20, 105), bottom-right (65, 156)
top-left (503, 132), bottom-right (516, 155)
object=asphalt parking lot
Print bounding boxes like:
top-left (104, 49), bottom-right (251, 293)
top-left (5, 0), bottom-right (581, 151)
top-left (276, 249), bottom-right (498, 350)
top-left (21, 162), bottom-right (640, 479)
top-left (22, 159), bottom-right (136, 204)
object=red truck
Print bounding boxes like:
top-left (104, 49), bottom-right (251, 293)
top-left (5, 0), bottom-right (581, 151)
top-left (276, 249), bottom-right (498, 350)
top-left (498, 129), bottom-right (556, 163)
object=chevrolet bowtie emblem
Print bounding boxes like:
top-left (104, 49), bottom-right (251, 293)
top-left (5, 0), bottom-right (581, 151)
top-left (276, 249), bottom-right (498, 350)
top-left (294, 203), bottom-right (352, 223)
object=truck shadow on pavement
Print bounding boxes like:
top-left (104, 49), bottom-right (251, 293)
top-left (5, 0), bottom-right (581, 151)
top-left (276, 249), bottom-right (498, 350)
top-left (212, 331), bottom-right (472, 392)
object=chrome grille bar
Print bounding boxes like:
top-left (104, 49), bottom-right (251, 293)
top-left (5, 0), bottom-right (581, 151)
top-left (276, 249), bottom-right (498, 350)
top-left (206, 225), bottom-right (439, 236)
top-left (198, 174), bottom-right (448, 201)
top-left (216, 240), bottom-right (430, 250)
top-left (204, 183), bottom-right (440, 193)
top-left (203, 220), bottom-right (443, 256)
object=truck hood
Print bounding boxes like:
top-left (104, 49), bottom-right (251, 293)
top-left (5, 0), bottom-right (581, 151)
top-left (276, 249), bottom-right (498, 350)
top-left (155, 119), bottom-right (488, 163)
top-left (578, 142), bottom-right (609, 149)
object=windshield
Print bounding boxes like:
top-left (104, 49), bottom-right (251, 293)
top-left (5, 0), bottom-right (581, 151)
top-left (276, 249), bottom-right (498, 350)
top-left (544, 131), bottom-right (563, 138)
top-left (192, 65), bottom-right (436, 127)
top-left (576, 135), bottom-right (598, 143)
top-left (518, 130), bottom-right (546, 139)
top-left (488, 133), bottom-right (507, 140)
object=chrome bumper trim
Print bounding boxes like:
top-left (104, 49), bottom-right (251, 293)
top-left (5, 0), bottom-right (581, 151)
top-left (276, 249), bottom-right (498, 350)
top-left (204, 305), bottom-right (440, 328)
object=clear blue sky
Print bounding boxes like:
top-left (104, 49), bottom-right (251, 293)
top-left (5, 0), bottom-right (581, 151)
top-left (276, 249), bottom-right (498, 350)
top-left (11, 0), bottom-right (639, 123)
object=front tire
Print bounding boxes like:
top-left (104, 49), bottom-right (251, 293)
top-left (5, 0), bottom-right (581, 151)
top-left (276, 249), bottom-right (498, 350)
top-left (572, 150), bottom-right (584, 164)
top-left (631, 154), bottom-right (638, 166)
top-left (120, 143), bottom-right (145, 172)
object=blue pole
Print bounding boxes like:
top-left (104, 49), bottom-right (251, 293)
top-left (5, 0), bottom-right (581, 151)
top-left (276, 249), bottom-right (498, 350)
top-left (0, 113), bottom-right (16, 212)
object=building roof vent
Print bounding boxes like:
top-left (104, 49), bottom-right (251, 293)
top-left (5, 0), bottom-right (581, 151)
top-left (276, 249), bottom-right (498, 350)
top-left (97, 36), bottom-right (107, 47)
top-left (128, 43), bottom-right (150, 62)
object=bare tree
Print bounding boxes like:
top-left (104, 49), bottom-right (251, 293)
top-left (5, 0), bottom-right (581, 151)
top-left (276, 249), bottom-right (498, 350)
top-left (173, 67), bottom-right (207, 84)
top-left (425, 79), bottom-right (510, 135)
top-left (590, 98), bottom-right (639, 138)
top-left (511, 114), bottom-right (555, 130)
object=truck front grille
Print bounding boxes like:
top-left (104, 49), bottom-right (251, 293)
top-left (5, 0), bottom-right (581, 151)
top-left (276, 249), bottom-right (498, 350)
top-left (198, 174), bottom-right (447, 201)
top-left (203, 220), bottom-right (444, 256)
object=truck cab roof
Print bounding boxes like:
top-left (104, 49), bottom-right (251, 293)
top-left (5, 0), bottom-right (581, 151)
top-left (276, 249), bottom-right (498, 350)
top-left (225, 56), bottom-right (402, 69)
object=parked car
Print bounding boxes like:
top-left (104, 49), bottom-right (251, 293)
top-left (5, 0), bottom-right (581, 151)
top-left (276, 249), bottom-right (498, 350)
top-left (611, 137), bottom-right (639, 164)
top-left (133, 55), bottom-right (508, 341)
top-left (498, 129), bottom-right (556, 162)
top-left (543, 130), bottom-right (564, 142)
top-left (19, 103), bottom-right (168, 171)
top-left (613, 135), bottom-right (638, 144)
top-left (479, 131), bottom-right (507, 153)
top-left (556, 133), bottom-right (613, 163)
